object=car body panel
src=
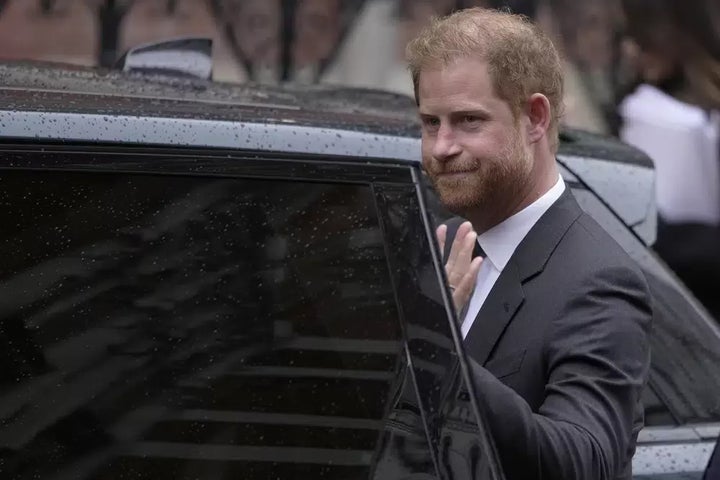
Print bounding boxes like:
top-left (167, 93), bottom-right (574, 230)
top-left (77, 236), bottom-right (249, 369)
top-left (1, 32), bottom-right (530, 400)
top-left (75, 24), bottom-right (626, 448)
top-left (0, 110), bottom-right (421, 163)
top-left (633, 424), bottom-right (720, 477)
top-left (0, 62), bottom-right (420, 136)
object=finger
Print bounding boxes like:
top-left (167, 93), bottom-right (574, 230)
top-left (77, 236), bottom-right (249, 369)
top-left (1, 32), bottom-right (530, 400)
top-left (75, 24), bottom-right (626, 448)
top-left (446, 221), bottom-right (473, 270)
top-left (468, 255), bottom-right (483, 278)
top-left (436, 224), bottom-right (447, 256)
top-left (448, 229), bottom-right (477, 286)
top-left (453, 256), bottom-right (483, 311)
top-left (459, 228), bottom-right (478, 263)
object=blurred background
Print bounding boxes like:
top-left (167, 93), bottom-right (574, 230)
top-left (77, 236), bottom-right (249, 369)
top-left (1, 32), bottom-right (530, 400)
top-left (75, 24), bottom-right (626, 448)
top-left (1, 0), bottom-right (719, 319)
top-left (0, 0), bottom-right (630, 134)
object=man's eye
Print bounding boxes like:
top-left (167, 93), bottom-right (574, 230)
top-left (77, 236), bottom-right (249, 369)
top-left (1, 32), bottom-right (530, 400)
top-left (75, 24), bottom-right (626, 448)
top-left (463, 115), bottom-right (480, 123)
top-left (422, 117), bottom-right (440, 129)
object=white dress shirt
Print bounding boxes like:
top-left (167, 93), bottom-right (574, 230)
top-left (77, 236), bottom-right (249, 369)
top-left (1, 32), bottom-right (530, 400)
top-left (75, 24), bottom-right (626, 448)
top-left (620, 84), bottom-right (720, 226)
top-left (461, 175), bottom-right (566, 339)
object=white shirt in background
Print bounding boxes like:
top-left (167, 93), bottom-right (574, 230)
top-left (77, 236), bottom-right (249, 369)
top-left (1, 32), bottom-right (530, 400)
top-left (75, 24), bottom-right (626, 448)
top-left (620, 84), bottom-right (720, 226)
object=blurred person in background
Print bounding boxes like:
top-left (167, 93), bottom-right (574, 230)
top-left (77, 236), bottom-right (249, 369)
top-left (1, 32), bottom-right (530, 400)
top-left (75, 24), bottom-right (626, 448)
top-left (617, 0), bottom-right (720, 320)
top-left (537, 0), bottom-right (619, 134)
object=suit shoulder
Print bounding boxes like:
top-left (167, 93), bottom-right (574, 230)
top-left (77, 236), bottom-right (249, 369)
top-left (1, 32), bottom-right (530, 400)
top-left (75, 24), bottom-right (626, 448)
top-left (562, 212), bottom-right (646, 279)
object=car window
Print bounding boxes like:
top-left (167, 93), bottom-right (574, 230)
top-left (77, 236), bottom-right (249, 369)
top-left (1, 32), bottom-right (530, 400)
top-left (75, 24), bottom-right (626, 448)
top-left (0, 169), bottom-right (425, 479)
top-left (572, 187), bottom-right (720, 426)
top-left (373, 181), bottom-right (505, 480)
top-left (0, 163), bottom-right (504, 480)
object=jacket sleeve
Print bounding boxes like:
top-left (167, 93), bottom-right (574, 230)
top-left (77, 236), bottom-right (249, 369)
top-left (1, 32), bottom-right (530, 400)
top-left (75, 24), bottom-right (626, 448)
top-left (467, 264), bottom-right (652, 480)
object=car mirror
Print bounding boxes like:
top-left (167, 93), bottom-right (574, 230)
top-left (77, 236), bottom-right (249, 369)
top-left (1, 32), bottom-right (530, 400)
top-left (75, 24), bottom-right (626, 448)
top-left (114, 37), bottom-right (213, 80)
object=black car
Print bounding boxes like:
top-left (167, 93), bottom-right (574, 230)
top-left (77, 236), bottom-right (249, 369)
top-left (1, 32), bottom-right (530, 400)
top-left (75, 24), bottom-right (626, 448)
top-left (0, 59), bottom-right (719, 479)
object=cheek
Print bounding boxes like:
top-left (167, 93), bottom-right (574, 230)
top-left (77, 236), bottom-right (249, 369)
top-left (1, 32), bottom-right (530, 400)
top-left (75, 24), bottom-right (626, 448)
top-left (421, 156), bottom-right (432, 175)
top-left (420, 141), bottom-right (435, 165)
top-left (462, 136), bottom-right (502, 160)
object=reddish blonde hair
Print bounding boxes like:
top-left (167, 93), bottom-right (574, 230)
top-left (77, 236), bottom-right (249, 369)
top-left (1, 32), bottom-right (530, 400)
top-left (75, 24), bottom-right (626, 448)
top-left (406, 8), bottom-right (565, 148)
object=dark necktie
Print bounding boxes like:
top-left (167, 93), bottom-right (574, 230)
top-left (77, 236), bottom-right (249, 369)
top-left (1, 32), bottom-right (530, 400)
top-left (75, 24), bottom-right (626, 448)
top-left (458, 240), bottom-right (486, 323)
top-left (474, 240), bottom-right (486, 260)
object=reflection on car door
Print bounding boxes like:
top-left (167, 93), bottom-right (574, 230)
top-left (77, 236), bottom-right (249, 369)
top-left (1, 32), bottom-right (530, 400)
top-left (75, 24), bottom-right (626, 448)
top-left (0, 148), bottom-right (503, 480)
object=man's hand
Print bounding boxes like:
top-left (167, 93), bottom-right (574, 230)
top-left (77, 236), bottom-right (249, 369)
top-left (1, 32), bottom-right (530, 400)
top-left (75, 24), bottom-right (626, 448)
top-left (437, 221), bottom-right (483, 313)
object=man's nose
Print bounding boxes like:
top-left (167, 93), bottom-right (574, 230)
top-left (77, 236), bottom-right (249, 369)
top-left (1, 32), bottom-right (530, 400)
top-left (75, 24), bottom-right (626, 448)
top-left (432, 125), bottom-right (461, 160)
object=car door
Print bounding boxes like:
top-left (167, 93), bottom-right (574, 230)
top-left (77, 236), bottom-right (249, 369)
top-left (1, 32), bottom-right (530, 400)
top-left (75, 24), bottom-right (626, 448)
top-left (0, 144), bottom-right (503, 480)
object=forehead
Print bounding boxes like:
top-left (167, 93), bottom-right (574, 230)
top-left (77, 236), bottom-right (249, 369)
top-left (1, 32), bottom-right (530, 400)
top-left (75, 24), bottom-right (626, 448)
top-left (416, 58), bottom-right (502, 113)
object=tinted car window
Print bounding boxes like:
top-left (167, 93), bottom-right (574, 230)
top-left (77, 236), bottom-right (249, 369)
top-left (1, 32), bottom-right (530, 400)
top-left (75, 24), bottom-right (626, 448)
top-left (373, 182), bottom-right (505, 480)
top-left (0, 169), bottom-right (428, 479)
top-left (572, 187), bottom-right (720, 426)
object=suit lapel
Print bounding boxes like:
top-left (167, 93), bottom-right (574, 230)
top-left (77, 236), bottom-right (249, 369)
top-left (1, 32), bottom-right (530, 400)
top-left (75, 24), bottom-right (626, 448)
top-left (463, 262), bottom-right (524, 366)
top-left (462, 189), bottom-right (583, 366)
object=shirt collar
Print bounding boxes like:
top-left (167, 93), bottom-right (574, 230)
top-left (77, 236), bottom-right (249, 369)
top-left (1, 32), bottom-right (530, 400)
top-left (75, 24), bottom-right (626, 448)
top-left (478, 175), bottom-right (566, 271)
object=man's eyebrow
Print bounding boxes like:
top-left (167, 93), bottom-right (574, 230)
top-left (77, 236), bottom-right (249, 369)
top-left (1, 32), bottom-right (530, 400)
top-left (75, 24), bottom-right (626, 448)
top-left (451, 108), bottom-right (491, 117)
top-left (417, 108), bottom-right (491, 117)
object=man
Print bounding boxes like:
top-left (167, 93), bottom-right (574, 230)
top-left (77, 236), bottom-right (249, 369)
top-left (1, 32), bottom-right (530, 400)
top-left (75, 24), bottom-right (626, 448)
top-left (406, 8), bottom-right (652, 479)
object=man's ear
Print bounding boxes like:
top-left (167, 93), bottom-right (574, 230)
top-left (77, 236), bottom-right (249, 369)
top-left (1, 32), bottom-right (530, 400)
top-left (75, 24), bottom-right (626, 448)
top-left (525, 93), bottom-right (552, 144)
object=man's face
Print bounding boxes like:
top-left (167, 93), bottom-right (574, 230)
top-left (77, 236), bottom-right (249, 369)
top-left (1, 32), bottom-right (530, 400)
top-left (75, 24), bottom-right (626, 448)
top-left (418, 58), bottom-right (533, 216)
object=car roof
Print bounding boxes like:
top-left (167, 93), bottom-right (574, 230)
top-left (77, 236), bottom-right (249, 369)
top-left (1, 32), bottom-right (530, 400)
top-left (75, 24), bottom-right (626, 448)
top-left (0, 61), bottom-right (420, 138)
top-left (0, 61), bottom-right (651, 167)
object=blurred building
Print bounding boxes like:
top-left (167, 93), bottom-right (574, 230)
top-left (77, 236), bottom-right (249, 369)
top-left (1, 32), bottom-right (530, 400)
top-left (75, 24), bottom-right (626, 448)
top-left (0, 0), bottom-right (620, 133)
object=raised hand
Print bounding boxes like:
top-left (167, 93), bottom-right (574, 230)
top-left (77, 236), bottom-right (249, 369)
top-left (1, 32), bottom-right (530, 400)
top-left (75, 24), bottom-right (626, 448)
top-left (437, 221), bottom-right (483, 313)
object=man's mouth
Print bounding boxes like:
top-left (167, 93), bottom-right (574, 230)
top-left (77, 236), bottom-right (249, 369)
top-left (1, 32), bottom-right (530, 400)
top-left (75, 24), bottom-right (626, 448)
top-left (437, 169), bottom-right (476, 177)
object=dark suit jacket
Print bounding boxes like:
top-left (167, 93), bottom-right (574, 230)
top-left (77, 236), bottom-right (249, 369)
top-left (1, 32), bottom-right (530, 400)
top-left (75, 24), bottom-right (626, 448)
top-left (705, 440), bottom-right (720, 480)
top-left (443, 188), bottom-right (652, 480)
